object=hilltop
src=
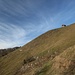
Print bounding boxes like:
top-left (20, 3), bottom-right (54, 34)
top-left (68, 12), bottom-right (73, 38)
top-left (0, 23), bottom-right (75, 75)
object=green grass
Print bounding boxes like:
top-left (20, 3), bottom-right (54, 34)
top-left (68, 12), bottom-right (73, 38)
top-left (34, 61), bottom-right (53, 75)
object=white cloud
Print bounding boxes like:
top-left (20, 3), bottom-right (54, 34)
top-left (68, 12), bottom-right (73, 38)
top-left (0, 22), bottom-right (28, 49)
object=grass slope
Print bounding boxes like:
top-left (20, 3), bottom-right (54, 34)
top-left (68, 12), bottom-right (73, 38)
top-left (0, 23), bottom-right (75, 75)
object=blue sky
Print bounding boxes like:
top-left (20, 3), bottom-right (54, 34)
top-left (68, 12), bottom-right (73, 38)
top-left (0, 0), bottom-right (75, 49)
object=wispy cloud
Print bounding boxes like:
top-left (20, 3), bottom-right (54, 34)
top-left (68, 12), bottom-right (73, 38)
top-left (0, 0), bottom-right (75, 48)
top-left (0, 22), bottom-right (27, 48)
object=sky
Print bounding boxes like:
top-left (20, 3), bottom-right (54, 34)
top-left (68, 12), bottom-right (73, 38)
top-left (0, 0), bottom-right (75, 49)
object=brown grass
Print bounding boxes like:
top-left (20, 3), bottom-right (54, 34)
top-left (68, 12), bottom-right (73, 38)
top-left (0, 23), bottom-right (75, 75)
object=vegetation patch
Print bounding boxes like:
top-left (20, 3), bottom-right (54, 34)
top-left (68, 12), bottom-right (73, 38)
top-left (23, 56), bottom-right (36, 64)
top-left (34, 61), bottom-right (53, 75)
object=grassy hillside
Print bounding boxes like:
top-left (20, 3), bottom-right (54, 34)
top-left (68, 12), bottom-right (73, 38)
top-left (0, 23), bottom-right (75, 75)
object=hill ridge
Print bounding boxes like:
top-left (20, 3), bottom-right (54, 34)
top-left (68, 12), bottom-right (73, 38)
top-left (0, 23), bottom-right (75, 75)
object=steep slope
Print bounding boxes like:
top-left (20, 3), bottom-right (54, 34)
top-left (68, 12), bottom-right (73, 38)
top-left (33, 45), bottom-right (75, 75)
top-left (0, 23), bottom-right (75, 75)
top-left (46, 45), bottom-right (75, 75)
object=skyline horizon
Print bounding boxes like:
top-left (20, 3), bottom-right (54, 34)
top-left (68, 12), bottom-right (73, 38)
top-left (0, 0), bottom-right (75, 48)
